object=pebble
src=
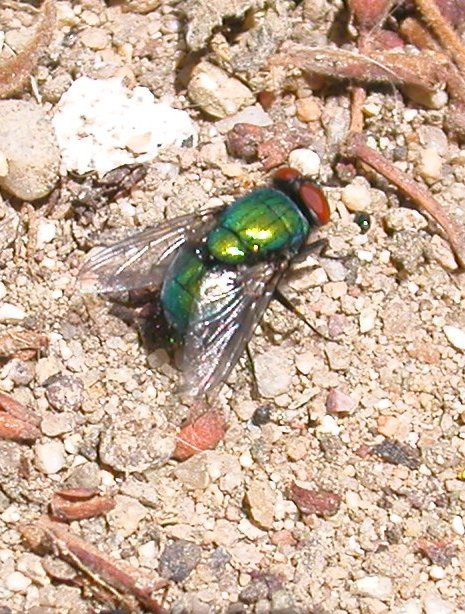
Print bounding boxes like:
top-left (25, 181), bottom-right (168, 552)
top-left (426, 235), bottom-right (458, 270)
top-left (41, 412), bottom-right (76, 437)
top-left (0, 303), bottom-right (26, 323)
top-left (359, 308), bottom-right (377, 333)
top-left (354, 575), bottom-right (393, 601)
top-left (383, 208), bottom-right (428, 232)
top-left (4, 571), bottom-right (31, 594)
top-left (174, 455), bottom-right (210, 490)
top-left (316, 415), bottom-right (340, 435)
top-left (188, 61), bottom-right (255, 119)
top-left (377, 415), bottom-right (400, 437)
top-left (4, 359), bottom-right (35, 386)
top-left (295, 350), bottom-right (314, 375)
top-left (0, 100), bottom-right (60, 200)
top-left (295, 97), bottom-right (321, 122)
top-left (341, 180), bottom-right (372, 211)
top-left (158, 539), bottom-right (202, 582)
top-left (44, 373), bottom-right (84, 412)
top-left (173, 412), bottom-right (226, 461)
top-left (108, 495), bottom-right (147, 537)
top-left (35, 441), bottom-right (66, 474)
top-left (215, 104), bottom-right (273, 133)
top-left (417, 148), bottom-right (443, 181)
top-left (429, 564), bottom-right (446, 580)
top-left (290, 482), bottom-right (341, 517)
top-left (391, 599), bottom-right (422, 614)
top-left (253, 347), bottom-right (293, 398)
top-left (288, 148), bottom-right (321, 177)
top-left (35, 356), bottom-right (62, 385)
top-left (443, 325), bottom-right (465, 351)
top-left (245, 480), bottom-right (276, 529)
top-left (423, 593), bottom-right (455, 614)
top-left (80, 27), bottom-right (109, 50)
top-left (326, 388), bottom-right (356, 415)
top-left (36, 221), bottom-right (56, 249)
top-left (451, 515), bottom-right (465, 536)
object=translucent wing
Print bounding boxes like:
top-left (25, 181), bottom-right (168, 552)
top-left (181, 260), bottom-right (287, 397)
top-left (79, 209), bottom-right (221, 294)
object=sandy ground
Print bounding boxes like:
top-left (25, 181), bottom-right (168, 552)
top-left (0, 1), bottom-right (465, 613)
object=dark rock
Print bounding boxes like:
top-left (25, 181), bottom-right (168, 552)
top-left (158, 539), bottom-right (202, 582)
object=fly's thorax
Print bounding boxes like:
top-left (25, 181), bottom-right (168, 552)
top-left (207, 188), bottom-right (310, 265)
top-left (160, 247), bottom-right (206, 335)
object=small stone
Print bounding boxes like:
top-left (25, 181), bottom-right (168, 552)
top-left (41, 412), bottom-right (76, 437)
top-left (354, 575), bottom-right (393, 601)
top-left (383, 208), bottom-right (428, 232)
top-left (426, 235), bottom-right (458, 270)
top-left (44, 373), bottom-right (84, 412)
top-left (418, 148), bottom-right (442, 181)
top-left (451, 515), bottom-right (465, 536)
top-left (325, 344), bottom-right (350, 371)
top-left (359, 308), bottom-right (377, 333)
top-left (36, 356), bottom-right (62, 385)
top-left (35, 441), bottom-right (66, 474)
top-left (341, 180), bottom-right (372, 212)
top-left (0, 100), bottom-right (60, 200)
top-left (108, 495), bottom-right (147, 537)
top-left (3, 359), bottom-right (35, 386)
top-left (80, 27), bottom-right (109, 50)
top-left (443, 325), bottom-right (465, 351)
top-left (288, 148), bottom-right (321, 176)
top-left (377, 415), bottom-right (400, 437)
top-left (36, 221), bottom-right (56, 249)
top-left (159, 539), bottom-right (202, 582)
top-left (295, 97), bottom-right (321, 122)
top-left (295, 350), bottom-right (314, 375)
top-left (423, 593), bottom-right (455, 614)
top-left (290, 482), bottom-right (341, 517)
top-left (326, 389), bottom-right (357, 415)
top-left (4, 571), bottom-right (31, 593)
top-left (251, 405), bottom-right (272, 426)
top-left (239, 579), bottom-right (269, 604)
top-left (372, 439), bottom-right (420, 469)
top-left (173, 412), bottom-right (226, 461)
top-left (174, 455), bottom-right (210, 490)
top-left (216, 104), bottom-right (272, 133)
top-left (188, 61), bottom-right (255, 119)
top-left (391, 599), bottom-right (422, 614)
top-left (253, 347), bottom-right (293, 398)
top-left (316, 415), bottom-right (340, 435)
top-left (199, 142), bottom-right (228, 168)
top-left (429, 565), bottom-right (446, 580)
top-left (245, 480), bottom-right (276, 529)
top-left (0, 303), bottom-right (26, 323)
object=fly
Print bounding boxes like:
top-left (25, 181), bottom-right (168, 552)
top-left (79, 168), bottom-right (331, 397)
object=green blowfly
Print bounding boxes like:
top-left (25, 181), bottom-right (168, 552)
top-left (79, 168), bottom-right (331, 397)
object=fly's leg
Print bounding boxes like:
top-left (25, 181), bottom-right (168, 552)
top-left (274, 288), bottom-right (337, 343)
top-left (245, 344), bottom-right (259, 396)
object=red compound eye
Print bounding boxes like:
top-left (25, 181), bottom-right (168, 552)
top-left (273, 167), bottom-right (302, 183)
top-left (298, 182), bottom-right (330, 226)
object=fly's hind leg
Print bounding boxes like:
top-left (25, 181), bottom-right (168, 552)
top-left (274, 288), bottom-right (337, 343)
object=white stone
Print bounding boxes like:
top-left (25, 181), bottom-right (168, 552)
top-left (0, 302), bottom-right (26, 323)
top-left (429, 565), bottom-right (446, 580)
top-left (444, 325), bottom-right (465, 351)
top-left (288, 148), bottom-right (321, 177)
top-left (391, 599), bottom-right (422, 614)
top-left (53, 76), bottom-right (197, 176)
top-left (0, 282), bottom-right (6, 301)
top-left (5, 571), bottom-right (31, 593)
top-left (359, 308), bottom-right (376, 333)
top-left (451, 515), bottom-right (465, 536)
top-left (36, 221), bottom-right (56, 248)
top-left (316, 414), bottom-right (340, 435)
top-left (423, 593), bottom-right (455, 614)
top-left (341, 181), bottom-right (372, 211)
top-left (418, 148), bottom-right (443, 181)
top-left (35, 441), bottom-right (66, 474)
top-left (253, 347), bottom-right (293, 398)
top-left (354, 575), bottom-right (393, 601)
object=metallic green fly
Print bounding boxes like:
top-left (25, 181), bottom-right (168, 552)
top-left (79, 167), bottom-right (331, 397)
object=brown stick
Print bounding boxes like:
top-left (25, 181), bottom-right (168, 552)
top-left (23, 517), bottom-right (167, 613)
top-left (414, 0), bottom-right (465, 73)
top-left (344, 133), bottom-right (465, 267)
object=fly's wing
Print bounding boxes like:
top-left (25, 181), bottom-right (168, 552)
top-left (181, 260), bottom-right (287, 397)
top-left (78, 209), bottom-right (222, 294)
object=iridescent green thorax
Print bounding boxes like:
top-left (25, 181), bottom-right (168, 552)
top-left (207, 188), bottom-right (310, 264)
top-left (161, 248), bottom-right (206, 334)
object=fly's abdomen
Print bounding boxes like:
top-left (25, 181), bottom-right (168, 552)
top-left (160, 248), bottom-right (206, 335)
top-left (207, 188), bottom-right (310, 264)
